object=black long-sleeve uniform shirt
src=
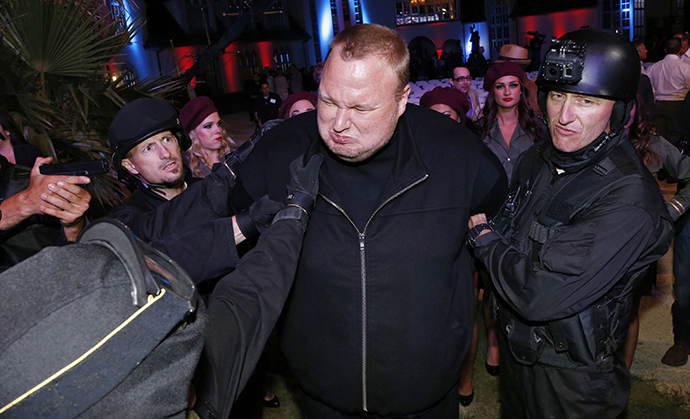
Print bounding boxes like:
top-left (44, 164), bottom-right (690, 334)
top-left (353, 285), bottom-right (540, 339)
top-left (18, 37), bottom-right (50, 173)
top-left (108, 165), bottom-right (239, 283)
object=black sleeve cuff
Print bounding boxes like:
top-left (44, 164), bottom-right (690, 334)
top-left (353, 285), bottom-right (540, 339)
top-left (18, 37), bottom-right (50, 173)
top-left (235, 210), bottom-right (258, 240)
top-left (272, 206), bottom-right (309, 231)
top-left (286, 191), bottom-right (314, 215)
top-left (474, 230), bottom-right (501, 247)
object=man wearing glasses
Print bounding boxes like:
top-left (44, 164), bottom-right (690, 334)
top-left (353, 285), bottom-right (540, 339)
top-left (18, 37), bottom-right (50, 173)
top-left (450, 65), bottom-right (482, 121)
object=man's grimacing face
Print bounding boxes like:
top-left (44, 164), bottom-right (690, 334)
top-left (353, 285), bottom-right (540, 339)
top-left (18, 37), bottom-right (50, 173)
top-left (546, 90), bottom-right (615, 153)
top-left (317, 47), bottom-right (410, 163)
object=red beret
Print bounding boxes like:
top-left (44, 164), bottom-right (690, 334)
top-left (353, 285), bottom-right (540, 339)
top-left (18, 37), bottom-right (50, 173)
top-left (279, 91), bottom-right (318, 120)
top-left (483, 62), bottom-right (526, 91)
top-left (179, 96), bottom-right (218, 132)
top-left (419, 87), bottom-right (470, 116)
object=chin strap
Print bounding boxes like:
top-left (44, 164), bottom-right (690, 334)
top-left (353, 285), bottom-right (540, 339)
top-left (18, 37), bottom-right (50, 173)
top-left (123, 169), bottom-right (183, 197)
top-left (610, 100), bottom-right (634, 132)
top-left (137, 176), bottom-right (170, 196)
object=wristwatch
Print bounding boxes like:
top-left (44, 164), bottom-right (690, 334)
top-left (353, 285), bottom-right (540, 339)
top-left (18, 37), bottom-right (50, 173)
top-left (467, 222), bottom-right (492, 247)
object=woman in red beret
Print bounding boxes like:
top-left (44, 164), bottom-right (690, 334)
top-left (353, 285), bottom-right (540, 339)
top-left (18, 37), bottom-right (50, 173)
top-left (457, 62), bottom-right (545, 408)
top-left (418, 86), bottom-right (481, 135)
top-left (179, 96), bottom-right (237, 178)
top-left (479, 62), bottom-right (544, 180)
top-left (278, 91), bottom-right (317, 120)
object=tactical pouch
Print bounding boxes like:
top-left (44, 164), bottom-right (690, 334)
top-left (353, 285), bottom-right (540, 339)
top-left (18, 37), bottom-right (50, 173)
top-left (548, 313), bottom-right (596, 367)
top-left (504, 318), bottom-right (544, 366)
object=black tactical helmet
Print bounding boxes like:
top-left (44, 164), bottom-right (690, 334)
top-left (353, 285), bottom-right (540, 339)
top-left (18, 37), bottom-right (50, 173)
top-left (109, 98), bottom-right (191, 172)
top-left (537, 28), bottom-right (640, 101)
top-left (536, 28), bottom-right (640, 130)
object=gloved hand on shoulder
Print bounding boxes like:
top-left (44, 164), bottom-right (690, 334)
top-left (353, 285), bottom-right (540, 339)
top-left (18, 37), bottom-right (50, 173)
top-left (273, 153), bottom-right (323, 230)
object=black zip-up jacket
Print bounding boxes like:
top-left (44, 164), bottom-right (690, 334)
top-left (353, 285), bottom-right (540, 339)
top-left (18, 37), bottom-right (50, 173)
top-left (233, 105), bottom-right (507, 416)
top-left (195, 209), bottom-right (308, 419)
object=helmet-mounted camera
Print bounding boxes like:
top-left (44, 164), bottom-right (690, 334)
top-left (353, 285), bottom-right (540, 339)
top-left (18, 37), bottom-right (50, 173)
top-left (540, 38), bottom-right (586, 85)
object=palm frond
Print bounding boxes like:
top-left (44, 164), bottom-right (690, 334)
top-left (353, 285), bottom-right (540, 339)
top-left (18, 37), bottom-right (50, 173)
top-left (0, 0), bottom-right (139, 78)
top-left (0, 0), bottom-right (189, 214)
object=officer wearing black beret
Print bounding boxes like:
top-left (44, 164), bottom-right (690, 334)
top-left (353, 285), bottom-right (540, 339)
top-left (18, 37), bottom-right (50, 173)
top-left (107, 98), bottom-right (285, 282)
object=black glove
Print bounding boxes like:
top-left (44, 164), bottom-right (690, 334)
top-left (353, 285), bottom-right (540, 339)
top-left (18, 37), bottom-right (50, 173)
top-left (271, 154), bottom-right (323, 232)
top-left (235, 195), bottom-right (286, 239)
top-left (285, 153), bottom-right (323, 215)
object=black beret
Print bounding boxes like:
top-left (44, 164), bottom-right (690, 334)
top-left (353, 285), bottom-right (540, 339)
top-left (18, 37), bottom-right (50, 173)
top-left (108, 98), bottom-right (191, 170)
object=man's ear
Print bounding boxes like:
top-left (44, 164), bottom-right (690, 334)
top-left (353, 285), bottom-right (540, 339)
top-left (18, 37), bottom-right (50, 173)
top-left (121, 158), bottom-right (139, 175)
top-left (397, 83), bottom-right (411, 118)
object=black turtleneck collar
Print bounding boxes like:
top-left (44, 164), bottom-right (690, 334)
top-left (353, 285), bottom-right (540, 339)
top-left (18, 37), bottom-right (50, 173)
top-left (541, 129), bottom-right (625, 174)
top-left (321, 130), bottom-right (398, 231)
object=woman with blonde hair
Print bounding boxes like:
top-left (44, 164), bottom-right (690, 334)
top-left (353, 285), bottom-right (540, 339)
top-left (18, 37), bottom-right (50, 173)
top-left (179, 97), bottom-right (236, 178)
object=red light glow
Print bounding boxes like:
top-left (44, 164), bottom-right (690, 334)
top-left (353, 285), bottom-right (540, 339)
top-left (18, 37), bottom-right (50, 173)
top-left (518, 8), bottom-right (596, 42)
top-left (223, 43), bottom-right (242, 92)
top-left (256, 41), bottom-right (273, 68)
top-left (174, 46), bottom-right (197, 87)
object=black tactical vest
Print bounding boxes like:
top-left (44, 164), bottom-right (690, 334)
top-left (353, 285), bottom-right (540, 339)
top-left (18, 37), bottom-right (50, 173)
top-left (493, 137), bottom-right (665, 372)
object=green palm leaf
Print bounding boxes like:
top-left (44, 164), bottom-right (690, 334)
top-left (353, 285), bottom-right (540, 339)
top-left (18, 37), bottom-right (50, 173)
top-left (0, 0), bottom-right (137, 78)
top-left (0, 0), bottom-right (189, 214)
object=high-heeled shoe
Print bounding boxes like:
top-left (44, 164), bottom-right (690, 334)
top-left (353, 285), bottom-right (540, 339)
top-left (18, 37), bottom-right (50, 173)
top-left (485, 362), bottom-right (500, 376)
top-left (458, 391), bottom-right (474, 407)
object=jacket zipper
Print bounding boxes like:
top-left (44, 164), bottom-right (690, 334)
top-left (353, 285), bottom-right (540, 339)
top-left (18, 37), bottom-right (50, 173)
top-left (359, 232), bottom-right (367, 411)
top-left (320, 173), bottom-right (428, 412)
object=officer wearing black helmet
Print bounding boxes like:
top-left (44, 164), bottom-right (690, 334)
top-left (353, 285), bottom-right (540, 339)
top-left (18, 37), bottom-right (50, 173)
top-left (467, 29), bottom-right (674, 417)
top-left (107, 98), bottom-right (284, 282)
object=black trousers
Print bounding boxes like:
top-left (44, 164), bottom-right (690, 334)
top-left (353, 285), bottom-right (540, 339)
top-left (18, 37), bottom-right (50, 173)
top-left (655, 100), bottom-right (683, 140)
top-left (301, 387), bottom-right (459, 419)
top-left (498, 330), bottom-right (630, 419)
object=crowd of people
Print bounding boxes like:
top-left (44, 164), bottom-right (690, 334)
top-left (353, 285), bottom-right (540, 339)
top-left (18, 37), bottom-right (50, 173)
top-left (2, 22), bottom-right (690, 419)
top-left (245, 64), bottom-right (321, 128)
